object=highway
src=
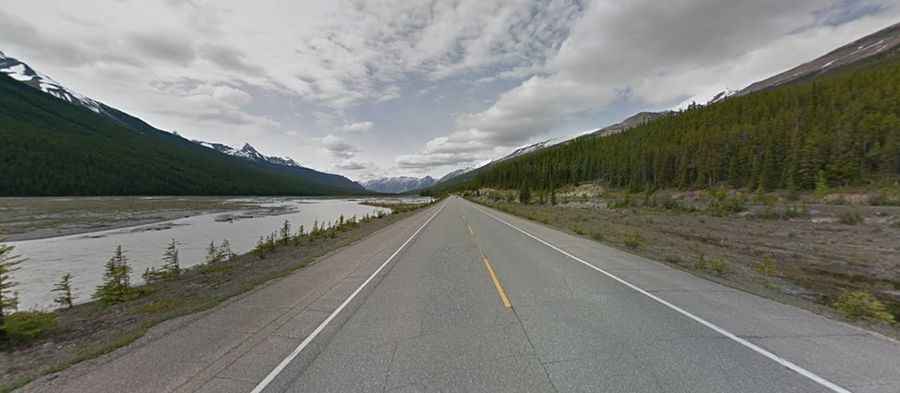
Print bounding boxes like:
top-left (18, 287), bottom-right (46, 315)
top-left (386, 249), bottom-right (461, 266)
top-left (23, 196), bottom-right (898, 393)
top-left (253, 197), bottom-right (897, 393)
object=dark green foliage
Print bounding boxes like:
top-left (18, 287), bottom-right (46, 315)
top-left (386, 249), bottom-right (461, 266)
top-left (2, 311), bottom-right (57, 344)
top-left (519, 184), bottom-right (531, 204)
top-left (52, 273), bottom-right (75, 309)
top-left (0, 75), bottom-right (366, 196)
top-left (144, 239), bottom-right (181, 283)
top-left (464, 54), bottom-right (900, 193)
top-left (0, 242), bottom-right (24, 341)
top-left (93, 245), bottom-right (134, 304)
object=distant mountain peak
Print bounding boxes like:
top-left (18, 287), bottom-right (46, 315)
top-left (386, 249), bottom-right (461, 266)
top-left (362, 176), bottom-right (436, 194)
top-left (194, 140), bottom-right (303, 169)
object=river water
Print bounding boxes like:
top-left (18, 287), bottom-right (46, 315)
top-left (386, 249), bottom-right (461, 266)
top-left (9, 197), bottom-right (394, 309)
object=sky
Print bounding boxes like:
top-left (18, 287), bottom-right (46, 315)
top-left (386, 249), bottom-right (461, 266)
top-left (1, 1), bottom-right (899, 181)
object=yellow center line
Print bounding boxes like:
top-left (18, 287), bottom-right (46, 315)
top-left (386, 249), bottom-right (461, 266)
top-left (481, 255), bottom-right (512, 308)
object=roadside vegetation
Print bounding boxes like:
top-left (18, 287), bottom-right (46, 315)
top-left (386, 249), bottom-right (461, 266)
top-left (0, 200), bottom-right (437, 392)
top-left (463, 184), bottom-right (899, 336)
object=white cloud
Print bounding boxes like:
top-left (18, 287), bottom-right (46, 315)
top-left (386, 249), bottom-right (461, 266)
top-left (341, 121), bottom-right (374, 133)
top-left (399, 0), bottom-right (900, 173)
top-left (321, 134), bottom-right (360, 159)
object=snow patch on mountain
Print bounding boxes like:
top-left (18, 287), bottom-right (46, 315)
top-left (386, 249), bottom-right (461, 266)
top-left (0, 51), bottom-right (104, 114)
top-left (194, 141), bottom-right (303, 168)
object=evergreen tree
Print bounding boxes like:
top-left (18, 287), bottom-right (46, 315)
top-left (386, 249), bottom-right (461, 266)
top-left (0, 242), bottom-right (25, 341)
top-left (93, 245), bottom-right (132, 304)
top-left (161, 239), bottom-right (180, 278)
top-left (52, 273), bottom-right (75, 309)
top-left (279, 220), bottom-right (291, 245)
top-left (519, 184), bottom-right (531, 204)
top-left (205, 241), bottom-right (221, 264)
top-left (219, 239), bottom-right (234, 261)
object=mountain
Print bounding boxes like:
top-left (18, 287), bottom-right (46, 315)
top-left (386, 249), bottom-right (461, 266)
top-left (362, 176), bottom-right (435, 194)
top-left (435, 23), bottom-right (900, 195)
top-left (195, 141), bottom-right (303, 168)
top-left (740, 22), bottom-right (900, 96)
top-left (437, 167), bottom-right (473, 183)
top-left (0, 51), bottom-right (366, 196)
top-left (588, 111), bottom-right (671, 137)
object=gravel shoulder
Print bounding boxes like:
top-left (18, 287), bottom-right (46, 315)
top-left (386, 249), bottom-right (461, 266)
top-left (466, 188), bottom-right (900, 339)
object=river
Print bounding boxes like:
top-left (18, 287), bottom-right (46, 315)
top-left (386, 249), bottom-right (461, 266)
top-left (8, 197), bottom-right (397, 309)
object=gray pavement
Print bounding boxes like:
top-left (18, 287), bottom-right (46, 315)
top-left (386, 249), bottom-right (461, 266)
top-left (262, 197), bottom-right (900, 393)
top-left (22, 197), bottom-right (900, 393)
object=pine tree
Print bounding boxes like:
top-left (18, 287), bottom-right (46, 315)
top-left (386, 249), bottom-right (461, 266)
top-left (219, 239), bottom-right (233, 261)
top-left (205, 241), bottom-right (221, 264)
top-left (52, 273), bottom-right (75, 309)
top-left (0, 242), bottom-right (25, 341)
top-left (161, 239), bottom-right (180, 278)
top-left (519, 184), bottom-right (531, 204)
top-left (280, 220), bottom-right (291, 245)
top-left (93, 245), bottom-right (132, 304)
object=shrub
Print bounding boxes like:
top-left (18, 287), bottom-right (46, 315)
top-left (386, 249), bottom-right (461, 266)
top-left (833, 291), bottom-right (895, 323)
top-left (707, 257), bottom-right (729, 276)
top-left (754, 256), bottom-right (777, 277)
top-left (3, 311), bottom-right (57, 344)
top-left (624, 232), bottom-right (643, 249)
top-left (784, 205), bottom-right (809, 219)
top-left (591, 231), bottom-right (605, 241)
top-left (838, 209), bottom-right (864, 225)
top-left (572, 226), bottom-right (587, 235)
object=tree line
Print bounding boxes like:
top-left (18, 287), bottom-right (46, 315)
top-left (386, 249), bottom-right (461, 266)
top-left (468, 53), bottom-right (900, 193)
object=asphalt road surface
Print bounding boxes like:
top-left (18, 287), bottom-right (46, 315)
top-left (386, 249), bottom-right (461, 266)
top-left (253, 196), bottom-right (894, 393)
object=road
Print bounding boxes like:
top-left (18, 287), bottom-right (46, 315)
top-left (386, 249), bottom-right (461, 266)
top-left (253, 197), bottom-right (900, 393)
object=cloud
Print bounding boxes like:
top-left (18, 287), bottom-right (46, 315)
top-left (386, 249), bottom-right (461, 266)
top-left (199, 44), bottom-right (265, 75)
top-left (398, 0), bottom-right (900, 172)
top-left (212, 85), bottom-right (253, 107)
top-left (334, 160), bottom-right (369, 171)
top-left (340, 121), bottom-right (373, 132)
top-left (128, 32), bottom-right (196, 65)
top-left (396, 152), bottom-right (480, 170)
top-left (321, 134), bottom-right (359, 159)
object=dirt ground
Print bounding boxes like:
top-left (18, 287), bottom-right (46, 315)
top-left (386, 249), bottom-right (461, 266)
top-left (469, 185), bottom-right (900, 337)
top-left (0, 202), bottom-right (433, 392)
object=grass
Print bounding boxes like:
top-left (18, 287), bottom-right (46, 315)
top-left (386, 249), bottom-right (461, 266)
top-left (833, 291), bottom-right (895, 323)
top-left (2, 311), bottom-right (57, 345)
top-left (838, 209), bottom-right (864, 225)
top-left (0, 200), bottom-right (438, 392)
top-left (754, 256), bottom-right (778, 277)
top-left (623, 232), bottom-right (643, 249)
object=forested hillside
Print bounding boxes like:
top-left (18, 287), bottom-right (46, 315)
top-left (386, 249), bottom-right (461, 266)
top-left (0, 74), bottom-right (365, 196)
top-left (466, 48), bottom-right (900, 193)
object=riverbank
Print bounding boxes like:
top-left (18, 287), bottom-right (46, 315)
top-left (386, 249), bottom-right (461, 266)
top-left (465, 185), bottom-right (899, 338)
top-left (0, 197), bottom-right (267, 241)
top-left (0, 200), bottom-right (437, 392)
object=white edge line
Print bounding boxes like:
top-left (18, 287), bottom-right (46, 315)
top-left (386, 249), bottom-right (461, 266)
top-left (250, 202), bottom-right (447, 393)
top-left (470, 202), bottom-right (853, 393)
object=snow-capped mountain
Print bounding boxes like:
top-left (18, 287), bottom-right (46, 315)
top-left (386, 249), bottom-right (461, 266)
top-left (194, 141), bottom-right (303, 168)
top-left (362, 176), bottom-right (435, 194)
top-left (437, 167), bottom-right (473, 183)
top-left (493, 137), bottom-right (564, 164)
top-left (740, 22), bottom-right (900, 96)
top-left (707, 89), bottom-right (739, 105)
top-left (0, 50), bottom-right (105, 115)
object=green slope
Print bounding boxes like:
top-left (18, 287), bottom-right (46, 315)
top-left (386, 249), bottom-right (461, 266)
top-left (434, 45), bottom-right (900, 194)
top-left (0, 74), bottom-right (365, 196)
